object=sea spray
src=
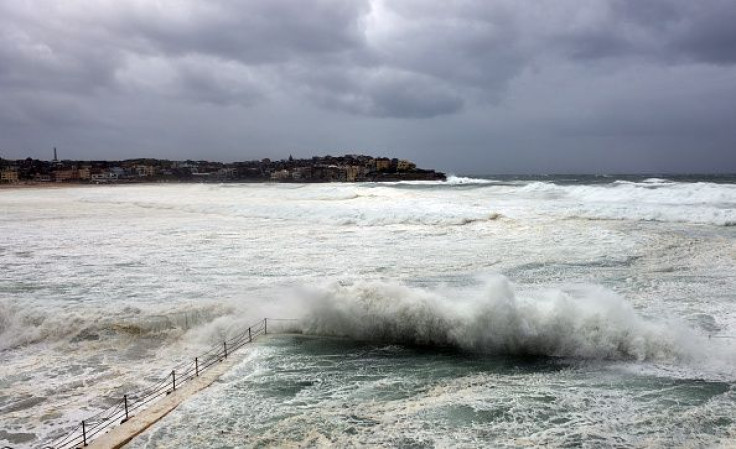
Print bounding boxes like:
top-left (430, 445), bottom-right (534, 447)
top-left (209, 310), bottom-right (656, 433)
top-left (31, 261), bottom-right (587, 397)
top-left (0, 300), bottom-right (234, 351)
top-left (299, 276), bottom-right (704, 362)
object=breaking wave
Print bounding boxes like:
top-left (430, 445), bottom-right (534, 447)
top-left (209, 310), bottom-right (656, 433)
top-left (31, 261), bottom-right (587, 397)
top-left (72, 179), bottom-right (736, 227)
top-left (0, 301), bottom-right (231, 351)
top-left (77, 186), bottom-right (503, 227)
top-left (299, 276), bottom-right (714, 362)
top-left (517, 181), bottom-right (736, 226)
top-left (445, 176), bottom-right (499, 185)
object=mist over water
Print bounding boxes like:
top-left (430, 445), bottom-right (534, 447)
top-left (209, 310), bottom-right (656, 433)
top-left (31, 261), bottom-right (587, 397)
top-left (2, 176), bottom-right (736, 447)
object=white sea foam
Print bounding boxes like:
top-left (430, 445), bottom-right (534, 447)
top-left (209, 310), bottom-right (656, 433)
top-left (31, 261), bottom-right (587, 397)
top-left (75, 179), bottom-right (736, 227)
top-left (2, 181), bottom-right (735, 447)
top-left (299, 276), bottom-right (721, 363)
top-left (513, 181), bottom-right (736, 225)
top-left (445, 175), bottom-right (499, 184)
top-left (0, 300), bottom-right (233, 351)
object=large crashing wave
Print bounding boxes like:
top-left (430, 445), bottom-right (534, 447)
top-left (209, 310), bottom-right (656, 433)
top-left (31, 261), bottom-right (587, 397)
top-left (299, 276), bottom-right (706, 362)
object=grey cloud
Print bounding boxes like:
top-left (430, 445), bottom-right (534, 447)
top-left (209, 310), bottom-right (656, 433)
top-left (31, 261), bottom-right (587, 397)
top-left (557, 0), bottom-right (736, 64)
top-left (302, 68), bottom-right (464, 118)
top-left (669, 1), bottom-right (736, 64)
top-left (0, 19), bottom-right (118, 95)
top-left (1, 0), bottom-right (735, 173)
top-left (116, 55), bottom-right (266, 106)
top-left (373, 2), bottom-right (523, 90)
top-left (109, 0), bottom-right (371, 64)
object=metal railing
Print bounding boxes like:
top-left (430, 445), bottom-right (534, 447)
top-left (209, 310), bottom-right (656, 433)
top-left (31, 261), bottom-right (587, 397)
top-left (37, 317), bottom-right (296, 449)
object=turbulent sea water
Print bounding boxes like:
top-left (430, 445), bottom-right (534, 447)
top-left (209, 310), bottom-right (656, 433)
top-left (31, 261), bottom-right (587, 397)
top-left (1, 175), bottom-right (736, 448)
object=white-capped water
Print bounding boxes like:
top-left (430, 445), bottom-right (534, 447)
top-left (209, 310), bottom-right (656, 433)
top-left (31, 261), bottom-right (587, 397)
top-left (1, 177), bottom-right (735, 447)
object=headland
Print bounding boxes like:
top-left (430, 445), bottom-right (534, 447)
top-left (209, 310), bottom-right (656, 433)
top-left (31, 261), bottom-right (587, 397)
top-left (0, 154), bottom-right (445, 186)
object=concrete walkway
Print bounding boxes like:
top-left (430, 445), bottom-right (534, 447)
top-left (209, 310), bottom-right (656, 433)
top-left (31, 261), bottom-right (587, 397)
top-left (88, 354), bottom-right (242, 449)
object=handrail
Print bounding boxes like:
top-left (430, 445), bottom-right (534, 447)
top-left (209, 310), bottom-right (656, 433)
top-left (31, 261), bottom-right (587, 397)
top-left (27, 317), bottom-right (299, 449)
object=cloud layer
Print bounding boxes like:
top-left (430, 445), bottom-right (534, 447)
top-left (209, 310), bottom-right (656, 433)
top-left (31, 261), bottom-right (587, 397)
top-left (1, 0), bottom-right (735, 172)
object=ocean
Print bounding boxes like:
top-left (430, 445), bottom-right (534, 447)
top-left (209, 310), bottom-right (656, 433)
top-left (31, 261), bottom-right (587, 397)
top-left (1, 175), bottom-right (735, 447)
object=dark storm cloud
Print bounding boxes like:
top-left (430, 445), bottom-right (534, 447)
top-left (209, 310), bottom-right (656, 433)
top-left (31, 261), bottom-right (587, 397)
top-left (294, 66), bottom-right (464, 118)
top-left (553, 0), bottom-right (736, 64)
top-left (0, 0), bottom-right (735, 172)
top-left (109, 1), bottom-right (371, 64)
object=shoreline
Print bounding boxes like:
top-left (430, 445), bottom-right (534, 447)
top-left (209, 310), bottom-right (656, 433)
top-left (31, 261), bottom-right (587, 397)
top-left (0, 182), bottom-right (105, 190)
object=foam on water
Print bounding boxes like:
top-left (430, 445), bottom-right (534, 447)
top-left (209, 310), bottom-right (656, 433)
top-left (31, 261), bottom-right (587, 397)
top-left (127, 335), bottom-right (736, 449)
top-left (64, 179), bottom-right (736, 227)
top-left (0, 300), bottom-right (233, 351)
top-left (1, 179), bottom-right (735, 447)
top-left (444, 175), bottom-right (500, 184)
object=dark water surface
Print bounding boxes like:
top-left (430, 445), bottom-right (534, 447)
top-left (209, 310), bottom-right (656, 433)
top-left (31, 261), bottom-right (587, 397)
top-left (129, 336), bottom-right (736, 448)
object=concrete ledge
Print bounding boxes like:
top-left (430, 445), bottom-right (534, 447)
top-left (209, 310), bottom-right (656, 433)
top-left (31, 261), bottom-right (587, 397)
top-left (87, 355), bottom-right (242, 449)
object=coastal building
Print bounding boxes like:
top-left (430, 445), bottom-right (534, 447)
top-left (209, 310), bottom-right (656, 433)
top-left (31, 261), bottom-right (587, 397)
top-left (292, 166), bottom-right (312, 180)
top-left (346, 165), bottom-right (361, 182)
top-left (53, 168), bottom-right (79, 182)
top-left (78, 166), bottom-right (91, 180)
top-left (271, 169), bottom-right (290, 180)
top-left (1, 168), bottom-right (19, 183)
top-left (375, 158), bottom-right (391, 171)
top-left (111, 167), bottom-right (127, 178)
top-left (135, 165), bottom-right (157, 177)
top-left (90, 172), bottom-right (118, 183)
top-left (397, 160), bottom-right (416, 171)
top-left (217, 167), bottom-right (237, 179)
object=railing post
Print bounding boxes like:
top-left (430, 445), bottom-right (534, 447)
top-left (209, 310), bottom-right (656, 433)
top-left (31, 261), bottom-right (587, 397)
top-left (172, 370), bottom-right (176, 391)
top-left (264, 318), bottom-right (268, 335)
top-left (248, 327), bottom-right (252, 342)
top-left (124, 394), bottom-right (129, 421)
top-left (195, 357), bottom-right (199, 377)
top-left (223, 341), bottom-right (228, 359)
top-left (82, 420), bottom-right (88, 446)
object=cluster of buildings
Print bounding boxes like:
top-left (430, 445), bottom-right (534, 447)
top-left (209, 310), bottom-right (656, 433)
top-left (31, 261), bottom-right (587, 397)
top-left (0, 151), bottom-right (445, 184)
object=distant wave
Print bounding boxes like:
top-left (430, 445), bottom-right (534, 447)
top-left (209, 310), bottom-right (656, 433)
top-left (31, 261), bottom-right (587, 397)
top-left (641, 177), bottom-right (674, 184)
top-left (445, 176), bottom-right (499, 185)
top-left (74, 181), bottom-right (736, 227)
top-left (517, 181), bottom-right (736, 226)
top-left (77, 188), bottom-right (505, 228)
top-left (299, 276), bottom-right (717, 362)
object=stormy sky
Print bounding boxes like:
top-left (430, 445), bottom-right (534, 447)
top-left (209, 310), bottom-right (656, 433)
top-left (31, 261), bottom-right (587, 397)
top-left (1, 1), bottom-right (735, 173)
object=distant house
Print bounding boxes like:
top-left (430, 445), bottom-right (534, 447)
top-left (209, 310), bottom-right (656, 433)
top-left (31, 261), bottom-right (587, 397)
top-left (397, 160), bottom-right (416, 171)
top-left (346, 165), bottom-right (362, 182)
top-left (1, 169), bottom-right (19, 183)
top-left (292, 166), bottom-right (312, 180)
top-left (270, 169), bottom-right (290, 180)
top-left (217, 167), bottom-right (237, 179)
top-left (135, 165), bottom-right (156, 177)
top-left (111, 167), bottom-right (127, 178)
top-left (78, 166), bottom-right (91, 180)
top-left (90, 172), bottom-right (118, 183)
top-left (53, 169), bottom-right (79, 182)
top-left (375, 158), bottom-right (391, 171)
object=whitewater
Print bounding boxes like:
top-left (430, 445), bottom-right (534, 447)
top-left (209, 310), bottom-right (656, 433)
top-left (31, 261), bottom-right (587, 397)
top-left (1, 175), bottom-right (736, 448)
